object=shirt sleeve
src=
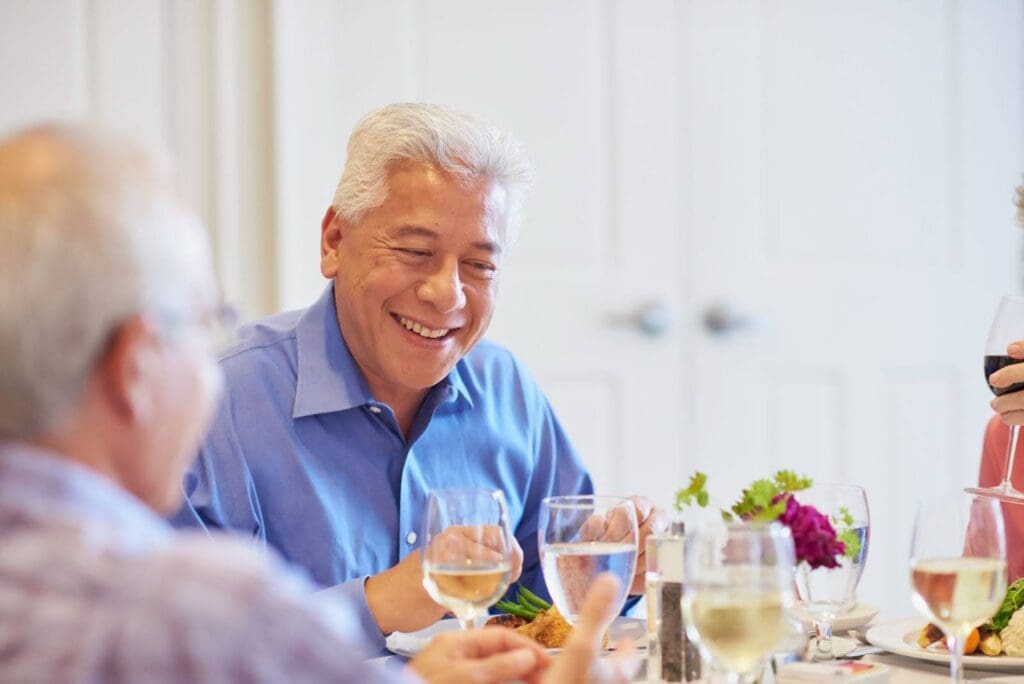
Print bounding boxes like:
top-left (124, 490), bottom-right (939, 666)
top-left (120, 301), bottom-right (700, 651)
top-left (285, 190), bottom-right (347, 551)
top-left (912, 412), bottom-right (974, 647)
top-left (317, 576), bottom-right (388, 654)
top-left (979, 415), bottom-right (1008, 488)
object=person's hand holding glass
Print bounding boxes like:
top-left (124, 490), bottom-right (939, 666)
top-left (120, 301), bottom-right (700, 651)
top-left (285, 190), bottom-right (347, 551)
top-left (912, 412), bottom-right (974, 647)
top-left (682, 523), bottom-right (797, 684)
top-left (539, 495), bottom-right (638, 624)
top-left (909, 493), bottom-right (1007, 684)
top-left (794, 484), bottom-right (870, 660)
top-left (421, 488), bottom-right (515, 630)
top-left (967, 295), bottom-right (1024, 502)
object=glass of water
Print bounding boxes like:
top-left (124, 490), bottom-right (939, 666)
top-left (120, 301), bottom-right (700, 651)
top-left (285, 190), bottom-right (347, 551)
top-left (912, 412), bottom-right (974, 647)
top-left (793, 483), bottom-right (870, 659)
top-left (539, 495), bottom-right (638, 623)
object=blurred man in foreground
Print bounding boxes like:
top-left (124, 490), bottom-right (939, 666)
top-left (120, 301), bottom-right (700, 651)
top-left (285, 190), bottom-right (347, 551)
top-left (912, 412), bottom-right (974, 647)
top-left (0, 125), bottom-right (638, 684)
top-left (978, 183), bottom-right (1024, 582)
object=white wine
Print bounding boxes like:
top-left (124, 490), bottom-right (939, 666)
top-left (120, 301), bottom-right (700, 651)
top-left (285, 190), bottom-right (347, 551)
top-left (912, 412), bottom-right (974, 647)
top-left (685, 590), bottom-right (786, 676)
top-left (541, 541), bottom-right (637, 622)
top-left (910, 557), bottom-right (1006, 634)
top-left (423, 563), bottom-right (512, 620)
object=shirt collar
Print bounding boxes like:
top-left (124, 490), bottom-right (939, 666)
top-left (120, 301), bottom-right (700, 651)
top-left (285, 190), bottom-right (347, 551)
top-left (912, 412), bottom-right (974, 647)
top-left (293, 284), bottom-right (474, 419)
top-left (0, 442), bottom-right (170, 549)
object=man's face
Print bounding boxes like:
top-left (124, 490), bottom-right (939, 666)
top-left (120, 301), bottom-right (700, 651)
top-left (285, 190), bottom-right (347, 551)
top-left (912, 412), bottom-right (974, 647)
top-left (322, 161), bottom-right (507, 403)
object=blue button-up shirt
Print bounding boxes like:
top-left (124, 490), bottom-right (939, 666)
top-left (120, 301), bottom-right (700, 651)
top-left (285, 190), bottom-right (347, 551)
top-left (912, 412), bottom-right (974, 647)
top-left (171, 284), bottom-right (593, 651)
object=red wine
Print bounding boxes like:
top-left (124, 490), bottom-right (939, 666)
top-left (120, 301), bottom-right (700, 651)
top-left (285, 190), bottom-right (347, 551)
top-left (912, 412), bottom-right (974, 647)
top-left (984, 355), bottom-right (1024, 395)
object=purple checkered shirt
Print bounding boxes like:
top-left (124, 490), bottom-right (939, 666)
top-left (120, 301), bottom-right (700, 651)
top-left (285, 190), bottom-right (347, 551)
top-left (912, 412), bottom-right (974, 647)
top-left (0, 444), bottom-right (409, 683)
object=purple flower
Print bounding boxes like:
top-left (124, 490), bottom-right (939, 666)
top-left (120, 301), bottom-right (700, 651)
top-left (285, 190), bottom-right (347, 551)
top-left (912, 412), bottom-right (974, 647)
top-left (777, 495), bottom-right (846, 569)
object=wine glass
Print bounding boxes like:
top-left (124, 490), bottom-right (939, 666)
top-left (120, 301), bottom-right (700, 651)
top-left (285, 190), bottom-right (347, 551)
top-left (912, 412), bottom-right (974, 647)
top-left (421, 487), bottom-right (514, 630)
top-left (793, 484), bottom-right (870, 660)
top-left (909, 493), bottom-right (1007, 684)
top-left (966, 295), bottom-right (1024, 503)
top-left (682, 522), bottom-right (797, 684)
top-left (539, 495), bottom-right (638, 623)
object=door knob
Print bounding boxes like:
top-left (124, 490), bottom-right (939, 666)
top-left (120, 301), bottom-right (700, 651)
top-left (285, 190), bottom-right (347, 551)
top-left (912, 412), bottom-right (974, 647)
top-left (702, 303), bottom-right (750, 335)
top-left (633, 301), bottom-right (671, 337)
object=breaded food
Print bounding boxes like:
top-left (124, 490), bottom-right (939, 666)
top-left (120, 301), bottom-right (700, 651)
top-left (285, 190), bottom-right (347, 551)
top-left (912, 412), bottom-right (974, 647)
top-left (917, 623), bottom-right (944, 649)
top-left (514, 607), bottom-right (573, 648)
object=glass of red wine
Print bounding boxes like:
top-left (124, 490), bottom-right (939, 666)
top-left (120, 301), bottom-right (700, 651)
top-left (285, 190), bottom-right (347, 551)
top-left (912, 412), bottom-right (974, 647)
top-left (966, 295), bottom-right (1024, 503)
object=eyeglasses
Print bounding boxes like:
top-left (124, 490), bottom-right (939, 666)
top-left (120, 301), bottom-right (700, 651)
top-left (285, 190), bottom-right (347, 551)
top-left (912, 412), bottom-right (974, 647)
top-left (158, 302), bottom-right (239, 353)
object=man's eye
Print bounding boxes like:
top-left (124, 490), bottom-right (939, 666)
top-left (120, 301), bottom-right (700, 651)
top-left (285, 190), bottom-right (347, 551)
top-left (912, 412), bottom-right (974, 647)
top-left (395, 248), bottom-right (431, 258)
top-left (464, 260), bottom-right (497, 274)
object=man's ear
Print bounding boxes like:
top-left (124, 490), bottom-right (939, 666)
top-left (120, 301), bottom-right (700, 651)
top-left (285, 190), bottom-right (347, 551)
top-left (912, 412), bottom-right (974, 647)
top-left (97, 316), bottom-right (159, 424)
top-left (321, 207), bottom-right (346, 278)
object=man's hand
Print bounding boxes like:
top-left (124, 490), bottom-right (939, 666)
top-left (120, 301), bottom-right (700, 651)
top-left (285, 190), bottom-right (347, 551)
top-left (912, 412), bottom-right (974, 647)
top-left (539, 574), bottom-right (641, 684)
top-left (628, 496), bottom-right (668, 595)
top-left (408, 628), bottom-right (551, 684)
top-left (990, 341), bottom-right (1024, 426)
top-left (365, 532), bottom-right (524, 635)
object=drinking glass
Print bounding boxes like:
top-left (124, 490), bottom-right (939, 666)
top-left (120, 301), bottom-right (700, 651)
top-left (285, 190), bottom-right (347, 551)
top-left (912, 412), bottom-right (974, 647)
top-left (539, 495), bottom-right (638, 623)
top-left (682, 522), bottom-right (797, 684)
top-left (421, 487), bottom-right (514, 630)
top-left (794, 483), bottom-right (870, 659)
top-left (966, 295), bottom-right (1024, 503)
top-left (909, 493), bottom-right (1007, 684)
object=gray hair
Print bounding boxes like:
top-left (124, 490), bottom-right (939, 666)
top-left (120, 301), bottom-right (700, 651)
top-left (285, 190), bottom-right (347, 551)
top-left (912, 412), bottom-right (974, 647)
top-left (0, 125), bottom-right (210, 440)
top-left (331, 103), bottom-right (534, 244)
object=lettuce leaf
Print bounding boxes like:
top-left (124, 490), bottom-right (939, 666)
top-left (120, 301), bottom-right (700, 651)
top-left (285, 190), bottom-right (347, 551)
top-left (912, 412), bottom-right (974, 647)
top-left (990, 577), bottom-right (1024, 632)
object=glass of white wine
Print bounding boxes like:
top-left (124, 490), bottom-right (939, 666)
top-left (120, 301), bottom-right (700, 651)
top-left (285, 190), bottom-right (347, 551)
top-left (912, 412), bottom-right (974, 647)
top-left (421, 487), bottom-right (514, 630)
top-left (539, 495), bottom-right (638, 623)
top-left (682, 522), bottom-right (797, 684)
top-left (909, 493), bottom-right (1007, 684)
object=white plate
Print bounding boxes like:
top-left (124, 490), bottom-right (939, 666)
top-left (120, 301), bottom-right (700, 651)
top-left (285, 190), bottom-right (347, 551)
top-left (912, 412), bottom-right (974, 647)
top-left (385, 616), bottom-right (646, 658)
top-left (795, 602), bottom-right (880, 634)
top-left (865, 617), bottom-right (1024, 672)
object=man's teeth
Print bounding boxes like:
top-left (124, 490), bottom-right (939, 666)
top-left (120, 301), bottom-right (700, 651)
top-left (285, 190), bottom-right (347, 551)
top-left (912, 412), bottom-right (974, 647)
top-left (398, 315), bottom-right (450, 339)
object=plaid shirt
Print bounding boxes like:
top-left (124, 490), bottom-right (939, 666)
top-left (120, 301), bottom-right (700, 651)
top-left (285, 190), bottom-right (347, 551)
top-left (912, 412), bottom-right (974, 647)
top-left (0, 444), bottom-right (408, 684)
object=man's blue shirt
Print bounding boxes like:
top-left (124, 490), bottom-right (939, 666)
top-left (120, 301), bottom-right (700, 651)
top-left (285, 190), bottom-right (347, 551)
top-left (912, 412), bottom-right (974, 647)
top-left (171, 285), bottom-right (593, 650)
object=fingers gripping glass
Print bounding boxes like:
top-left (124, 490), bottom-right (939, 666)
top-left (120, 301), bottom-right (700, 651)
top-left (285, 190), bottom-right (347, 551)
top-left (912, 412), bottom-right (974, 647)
top-left (966, 295), bottom-right (1024, 503)
top-left (421, 488), bottom-right (514, 630)
top-left (538, 495), bottom-right (638, 624)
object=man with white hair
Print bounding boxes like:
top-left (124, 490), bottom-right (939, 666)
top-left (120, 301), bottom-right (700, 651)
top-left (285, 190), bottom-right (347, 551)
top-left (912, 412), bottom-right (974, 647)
top-left (0, 124), bottom-right (640, 683)
top-left (172, 102), bottom-right (668, 648)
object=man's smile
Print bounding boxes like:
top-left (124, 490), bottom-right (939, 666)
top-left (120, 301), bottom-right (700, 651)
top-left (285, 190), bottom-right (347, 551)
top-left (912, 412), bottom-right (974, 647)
top-left (392, 313), bottom-right (458, 340)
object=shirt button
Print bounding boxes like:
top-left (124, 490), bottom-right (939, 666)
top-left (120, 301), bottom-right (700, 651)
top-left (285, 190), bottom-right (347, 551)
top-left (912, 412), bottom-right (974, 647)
top-left (406, 531), bottom-right (417, 545)
top-left (368, 406), bottom-right (382, 414)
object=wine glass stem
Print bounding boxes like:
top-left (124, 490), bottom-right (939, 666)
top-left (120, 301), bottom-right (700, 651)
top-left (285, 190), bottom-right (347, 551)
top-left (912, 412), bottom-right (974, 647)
top-left (946, 632), bottom-right (964, 684)
top-left (813, 619), bottom-right (834, 660)
top-left (1003, 424), bottom-right (1021, 490)
top-left (458, 615), bottom-right (481, 631)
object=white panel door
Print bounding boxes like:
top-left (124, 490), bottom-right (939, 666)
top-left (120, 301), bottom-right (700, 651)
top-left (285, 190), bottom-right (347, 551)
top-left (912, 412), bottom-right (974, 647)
top-left (686, 0), bottom-right (1024, 615)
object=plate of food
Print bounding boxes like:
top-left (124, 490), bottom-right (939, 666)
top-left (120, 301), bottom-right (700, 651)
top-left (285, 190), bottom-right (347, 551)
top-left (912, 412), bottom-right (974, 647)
top-left (385, 585), bottom-right (645, 658)
top-left (865, 579), bottom-right (1024, 673)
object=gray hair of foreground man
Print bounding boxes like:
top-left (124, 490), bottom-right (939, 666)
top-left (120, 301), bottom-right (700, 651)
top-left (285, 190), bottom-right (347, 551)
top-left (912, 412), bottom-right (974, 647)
top-left (0, 125), bottom-right (208, 440)
top-left (331, 103), bottom-right (534, 244)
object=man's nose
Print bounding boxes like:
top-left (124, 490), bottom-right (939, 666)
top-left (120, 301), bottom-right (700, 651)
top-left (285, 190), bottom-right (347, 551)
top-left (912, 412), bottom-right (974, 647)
top-left (418, 258), bottom-right (466, 313)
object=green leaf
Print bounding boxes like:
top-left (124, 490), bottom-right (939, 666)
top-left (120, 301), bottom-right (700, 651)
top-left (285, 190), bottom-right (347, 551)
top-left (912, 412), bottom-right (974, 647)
top-left (988, 578), bottom-right (1024, 631)
top-left (773, 470), bottom-right (813, 493)
top-left (731, 479), bottom-right (779, 519)
top-left (674, 471), bottom-right (710, 511)
top-left (837, 527), bottom-right (861, 560)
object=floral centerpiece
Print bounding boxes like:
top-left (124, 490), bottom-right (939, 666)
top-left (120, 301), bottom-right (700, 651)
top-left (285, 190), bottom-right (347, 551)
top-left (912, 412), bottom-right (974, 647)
top-left (674, 470), bottom-right (861, 569)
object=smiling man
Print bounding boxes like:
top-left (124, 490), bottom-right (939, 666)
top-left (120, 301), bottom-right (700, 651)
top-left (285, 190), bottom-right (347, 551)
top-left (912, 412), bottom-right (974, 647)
top-left (172, 103), bottom-right (666, 651)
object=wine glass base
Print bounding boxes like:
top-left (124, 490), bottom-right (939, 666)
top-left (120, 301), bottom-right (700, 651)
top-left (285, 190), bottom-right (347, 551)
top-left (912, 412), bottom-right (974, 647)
top-left (964, 485), bottom-right (1024, 505)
